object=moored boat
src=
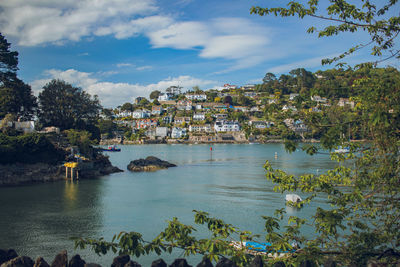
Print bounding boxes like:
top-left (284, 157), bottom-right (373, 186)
top-left (100, 145), bottom-right (121, 152)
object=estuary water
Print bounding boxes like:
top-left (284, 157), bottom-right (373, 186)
top-left (0, 144), bottom-right (335, 266)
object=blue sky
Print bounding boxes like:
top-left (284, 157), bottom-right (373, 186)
top-left (0, 0), bottom-right (396, 107)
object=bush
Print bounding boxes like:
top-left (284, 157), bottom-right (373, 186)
top-left (0, 133), bottom-right (65, 164)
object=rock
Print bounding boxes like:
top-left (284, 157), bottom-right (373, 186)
top-left (124, 261), bottom-right (141, 267)
top-left (196, 258), bottom-right (213, 267)
top-left (6, 250), bottom-right (18, 261)
top-left (151, 259), bottom-right (167, 267)
top-left (51, 251), bottom-right (68, 267)
top-left (1, 256), bottom-right (34, 267)
top-left (0, 250), bottom-right (8, 265)
top-left (127, 157), bottom-right (177, 172)
top-left (68, 255), bottom-right (85, 267)
top-left (215, 258), bottom-right (236, 267)
top-left (34, 257), bottom-right (50, 267)
top-left (111, 256), bottom-right (130, 267)
top-left (169, 259), bottom-right (191, 267)
top-left (249, 256), bottom-right (263, 267)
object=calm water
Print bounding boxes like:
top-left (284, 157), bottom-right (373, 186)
top-left (0, 144), bottom-right (335, 266)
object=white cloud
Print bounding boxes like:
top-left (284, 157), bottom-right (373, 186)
top-left (30, 69), bottom-right (218, 107)
top-left (0, 0), bottom-right (158, 45)
top-left (136, 65), bottom-right (153, 71)
top-left (116, 63), bottom-right (133, 68)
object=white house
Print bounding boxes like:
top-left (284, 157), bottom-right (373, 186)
top-left (282, 105), bottom-right (297, 112)
top-left (249, 120), bottom-right (274, 129)
top-left (158, 93), bottom-right (173, 101)
top-left (14, 121), bottom-right (35, 133)
top-left (338, 98), bottom-right (355, 109)
top-left (214, 120), bottom-right (240, 132)
top-left (156, 127), bottom-right (169, 138)
top-left (311, 95), bottom-right (327, 103)
top-left (289, 93), bottom-right (300, 101)
top-left (174, 117), bottom-right (191, 125)
top-left (185, 94), bottom-right (207, 101)
top-left (193, 113), bottom-right (206, 121)
top-left (166, 86), bottom-right (182, 95)
top-left (189, 124), bottom-right (213, 133)
top-left (132, 109), bottom-right (151, 119)
top-left (117, 111), bottom-right (132, 117)
top-left (171, 127), bottom-right (187, 138)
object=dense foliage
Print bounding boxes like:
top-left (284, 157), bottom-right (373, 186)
top-left (0, 33), bottom-right (36, 119)
top-left (38, 79), bottom-right (101, 137)
top-left (0, 133), bottom-right (64, 164)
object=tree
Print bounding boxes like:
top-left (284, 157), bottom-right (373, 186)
top-left (250, 1), bottom-right (400, 67)
top-left (149, 90), bottom-right (161, 100)
top-left (74, 2), bottom-right (400, 266)
top-left (262, 72), bottom-right (276, 84)
top-left (120, 102), bottom-right (134, 112)
top-left (38, 79), bottom-right (101, 132)
top-left (0, 33), bottom-right (36, 119)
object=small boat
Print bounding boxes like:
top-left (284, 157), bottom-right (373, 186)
top-left (100, 145), bottom-right (121, 152)
top-left (285, 194), bottom-right (302, 207)
top-left (230, 241), bottom-right (296, 257)
top-left (334, 146), bottom-right (350, 153)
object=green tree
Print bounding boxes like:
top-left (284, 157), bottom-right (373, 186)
top-left (120, 102), bottom-right (134, 112)
top-left (0, 33), bottom-right (36, 119)
top-left (149, 90), bottom-right (161, 100)
top-left (38, 79), bottom-right (101, 132)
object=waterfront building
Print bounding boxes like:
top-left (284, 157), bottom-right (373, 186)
top-left (189, 124), bottom-right (213, 133)
top-left (193, 113), bottom-right (206, 121)
top-left (171, 127), bottom-right (187, 138)
top-left (132, 109), bottom-right (151, 119)
top-left (214, 120), bottom-right (240, 132)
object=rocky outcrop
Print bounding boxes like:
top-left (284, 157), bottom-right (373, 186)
top-left (0, 256), bottom-right (34, 267)
top-left (0, 154), bottom-right (122, 187)
top-left (34, 257), bottom-right (50, 267)
top-left (127, 156), bottom-right (176, 172)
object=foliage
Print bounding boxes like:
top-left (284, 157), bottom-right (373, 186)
top-left (64, 129), bottom-right (95, 158)
top-left (0, 133), bottom-right (64, 164)
top-left (150, 90), bottom-right (161, 100)
top-left (250, 1), bottom-right (400, 67)
top-left (38, 79), bottom-right (101, 133)
top-left (0, 33), bottom-right (37, 119)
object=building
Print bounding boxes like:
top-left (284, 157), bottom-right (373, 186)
top-left (166, 86), bottom-right (182, 95)
top-left (311, 95), bottom-right (327, 103)
top-left (117, 111), bottom-right (132, 117)
top-left (152, 105), bottom-right (164, 115)
top-left (193, 113), bottom-right (206, 121)
top-left (156, 127), bottom-right (169, 138)
top-left (189, 124), bottom-right (213, 133)
top-left (162, 115), bottom-right (173, 124)
top-left (135, 118), bottom-right (158, 129)
top-left (338, 98), bottom-right (355, 109)
top-left (174, 117), bottom-right (191, 125)
top-left (289, 93), bottom-right (300, 101)
top-left (176, 100), bottom-right (193, 111)
top-left (14, 121), bottom-right (35, 134)
top-left (214, 113), bottom-right (228, 120)
top-left (214, 120), bottom-right (240, 132)
top-left (158, 93), bottom-right (173, 101)
top-left (132, 109), bottom-right (151, 119)
top-left (171, 127), bottom-right (187, 138)
top-left (185, 94), bottom-right (207, 101)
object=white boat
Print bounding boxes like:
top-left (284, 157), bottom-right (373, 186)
top-left (334, 146), bottom-right (350, 153)
top-left (285, 194), bottom-right (302, 207)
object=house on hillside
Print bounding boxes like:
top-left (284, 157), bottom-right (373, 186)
top-left (214, 120), bottom-right (240, 132)
top-left (174, 117), bottom-right (191, 125)
top-left (136, 118), bottom-right (158, 129)
top-left (189, 124), bottom-right (213, 133)
top-left (185, 93), bottom-right (207, 101)
top-left (171, 127), bottom-right (187, 138)
top-left (152, 105), bottom-right (164, 116)
top-left (132, 109), bottom-right (151, 119)
top-left (158, 93), bottom-right (173, 101)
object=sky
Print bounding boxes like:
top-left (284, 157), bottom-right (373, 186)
top-left (0, 0), bottom-right (398, 107)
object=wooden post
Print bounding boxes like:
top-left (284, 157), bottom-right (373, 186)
top-left (65, 166), bottom-right (69, 179)
top-left (71, 167), bottom-right (74, 180)
top-left (76, 169), bottom-right (79, 180)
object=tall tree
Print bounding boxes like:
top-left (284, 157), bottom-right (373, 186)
top-left (0, 33), bottom-right (36, 119)
top-left (38, 79), bottom-right (101, 131)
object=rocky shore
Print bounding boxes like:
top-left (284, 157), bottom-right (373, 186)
top-left (0, 249), bottom-right (254, 267)
top-left (0, 154), bottom-right (122, 187)
top-left (127, 156), bottom-right (176, 172)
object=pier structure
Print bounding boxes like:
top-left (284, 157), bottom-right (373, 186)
top-left (64, 162), bottom-right (79, 180)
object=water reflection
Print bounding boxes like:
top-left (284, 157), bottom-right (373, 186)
top-left (64, 181), bottom-right (78, 210)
